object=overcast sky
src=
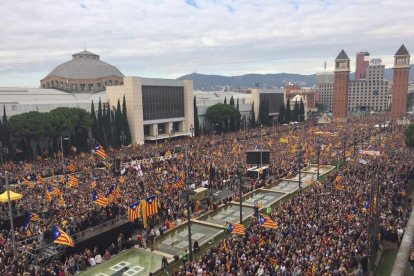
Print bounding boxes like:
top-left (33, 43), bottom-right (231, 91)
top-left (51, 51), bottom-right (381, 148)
top-left (1, 0), bottom-right (413, 87)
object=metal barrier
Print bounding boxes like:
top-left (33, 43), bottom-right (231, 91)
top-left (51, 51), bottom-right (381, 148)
top-left (71, 215), bottom-right (128, 241)
top-left (391, 204), bottom-right (414, 275)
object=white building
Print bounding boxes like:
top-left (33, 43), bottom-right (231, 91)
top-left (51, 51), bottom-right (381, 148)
top-left (315, 72), bottom-right (334, 111)
top-left (0, 87), bottom-right (106, 118)
top-left (106, 76), bottom-right (194, 145)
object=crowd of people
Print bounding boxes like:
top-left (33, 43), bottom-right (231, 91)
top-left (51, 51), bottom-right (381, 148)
top-left (173, 120), bottom-right (414, 275)
top-left (0, 114), bottom-right (412, 275)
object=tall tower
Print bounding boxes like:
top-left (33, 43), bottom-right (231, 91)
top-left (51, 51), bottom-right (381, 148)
top-left (355, 51), bottom-right (369, 80)
top-left (391, 45), bottom-right (410, 119)
top-left (333, 50), bottom-right (350, 121)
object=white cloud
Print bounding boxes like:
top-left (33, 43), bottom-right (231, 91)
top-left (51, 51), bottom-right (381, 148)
top-left (0, 0), bottom-right (413, 86)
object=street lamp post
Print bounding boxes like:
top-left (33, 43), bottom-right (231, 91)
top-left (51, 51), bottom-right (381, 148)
top-left (190, 124), bottom-right (194, 138)
top-left (297, 149), bottom-right (303, 189)
top-left (120, 130), bottom-right (126, 147)
top-left (353, 137), bottom-right (357, 157)
top-left (238, 163), bottom-right (243, 224)
top-left (87, 130), bottom-right (95, 152)
top-left (0, 141), bottom-right (3, 164)
top-left (5, 171), bottom-right (17, 258)
top-left (260, 125), bottom-right (263, 167)
top-left (60, 136), bottom-right (69, 174)
top-left (342, 134), bottom-right (348, 164)
top-left (155, 128), bottom-right (158, 149)
top-left (185, 146), bottom-right (193, 261)
top-left (315, 143), bottom-right (321, 180)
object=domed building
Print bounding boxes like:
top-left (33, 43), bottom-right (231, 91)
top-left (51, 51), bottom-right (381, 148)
top-left (40, 50), bottom-right (124, 93)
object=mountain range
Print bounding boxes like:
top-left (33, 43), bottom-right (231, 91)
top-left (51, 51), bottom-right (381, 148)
top-left (177, 65), bottom-right (414, 90)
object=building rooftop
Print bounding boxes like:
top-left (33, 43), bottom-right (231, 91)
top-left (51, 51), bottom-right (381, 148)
top-left (395, 44), bottom-right (409, 56)
top-left (336, 49), bottom-right (350, 60)
top-left (42, 50), bottom-right (124, 80)
top-left (0, 87), bottom-right (106, 105)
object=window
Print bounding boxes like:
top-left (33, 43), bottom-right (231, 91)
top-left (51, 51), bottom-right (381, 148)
top-left (142, 86), bottom-right (185, 120)
top-left (88, 84), bottom-right (93, 91)
top-left (80, 84), bottom-right (85, 91)
top-left (72, 84), bottom-right (77, 91)
top-left (97, 82), bottom-right (101, 88)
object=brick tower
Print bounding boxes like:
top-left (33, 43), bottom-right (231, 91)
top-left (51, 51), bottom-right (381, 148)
top-left (391, 44), bottom-right (410, 119)
top-left (333, 50), bottom-right (350, 122)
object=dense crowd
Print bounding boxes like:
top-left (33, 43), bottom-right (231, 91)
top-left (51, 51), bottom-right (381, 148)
top-left (173, 122), bottom-right (414, 275)
top-left (0, 114), bottom-right (412, 275)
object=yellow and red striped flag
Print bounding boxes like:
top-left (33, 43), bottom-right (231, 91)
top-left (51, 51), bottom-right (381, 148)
top-left (22, 178), bottom-right (36, 188)
top-left (92, 190), bottom-right (108, 207)
top-left (66, 175), bottom-right (79, 188)
top-left (66, 161), bottom-right (76, 173)
top-left (258, 214), bottom-right (277, 229)
top-left (229, 223), bottom-right (246, 235)
top-left (37, 175), bottom-right (46, 185)
top-left (128, 201), bottom-right (141, 222)
top-left (142, 195), bottom-right (158, 217)
top-left (52, 225), bottom-right (74, 247)
top-left (94, 144), bottom-right (107, 159)
top-left (90, 180), bottom-right (97, 190)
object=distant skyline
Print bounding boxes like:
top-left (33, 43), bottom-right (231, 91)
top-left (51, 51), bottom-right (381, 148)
top-left (1, 0), bottom-right (413, 87)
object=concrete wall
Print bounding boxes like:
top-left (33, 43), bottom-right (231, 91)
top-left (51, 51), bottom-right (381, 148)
top-left (107, 76), bottom-right (144, 144)
top-left (106, 76), bottom-right (194, 144)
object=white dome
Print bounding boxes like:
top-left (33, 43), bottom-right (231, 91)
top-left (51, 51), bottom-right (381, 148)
top-left (43, 50), bottom-right (124, 80)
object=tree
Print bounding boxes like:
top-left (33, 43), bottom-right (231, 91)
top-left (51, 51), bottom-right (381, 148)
top-left (299, 98), bottom-right (305, 121)
top-left (90, 101), bottom-right (99, 141)
top-left (404, 123), bottom-right (414, 147)
top-left (278, 104), bottom-right (285, 125)
top-left (8, 111), bottom-right (51, 159)
top-left (194, 96), bottom-right (200, 136)
top-left (224, 97), bottom-right (227, 105)
top-left (2, 106), bottom-right (10, 153)
top-left (285, 99), bottom-right (291, 123)
top-left (229, 96), bottom-right (234, 107)
top-left (206, 103), bottom-right (240, 133)
top-left (114, 99), bottom-right (123, 147)
top-left (97, 98), bottom-right (104, 144)
top-left (122, 95), bottom-right (132, 145)
top-left (293, 100), bottom-right (299, 122)
top-left (250, 102), bottom-right (256, 128)
top-left (236, 98), bottom-right (241, 131)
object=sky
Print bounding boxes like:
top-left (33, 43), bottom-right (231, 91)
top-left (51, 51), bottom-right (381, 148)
top-left (1, 0), bottom-right (414, 87)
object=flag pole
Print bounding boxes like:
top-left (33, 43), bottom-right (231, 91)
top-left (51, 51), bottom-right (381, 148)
top-left (5, 171), bottom-right (17, 258)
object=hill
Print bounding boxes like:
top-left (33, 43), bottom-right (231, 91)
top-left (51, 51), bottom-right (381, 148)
top-left (177, 73), bottom-right (316, 90)
top-left (177, 65), bottom-right (414, 90)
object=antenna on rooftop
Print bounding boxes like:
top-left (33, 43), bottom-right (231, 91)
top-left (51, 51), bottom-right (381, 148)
top-left (324, 61), bottom-right (326, 70)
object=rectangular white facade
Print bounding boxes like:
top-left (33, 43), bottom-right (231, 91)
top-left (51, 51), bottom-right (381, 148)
top-left (106, 76), bottom-right (194, 145)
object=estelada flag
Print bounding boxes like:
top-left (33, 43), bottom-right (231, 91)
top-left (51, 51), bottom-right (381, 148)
top-left (142, 195), bottom-right (158, 217)
top-left (92, 190), bottom-right (109, 207)
top-left (94, 144), bottom-right (107, 159)
top-left (37, 175), bottom-right (46, 185)
top-left (66, 161), bottom-right (76, 173)
top-left (128, 201), bottom-right (141, 222)
top-left (52, 225), bottom-right (74, 247)
top-left (258, 214), bottom-right (277, 229)
top-left (229, 223), bottom-right (245, 235)
top-left (22, 177), bottom-right (35, 189)
top-left (90, 180), bottom-right (97, 190)
top-left (66, 175), bottom-right (79, 188)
